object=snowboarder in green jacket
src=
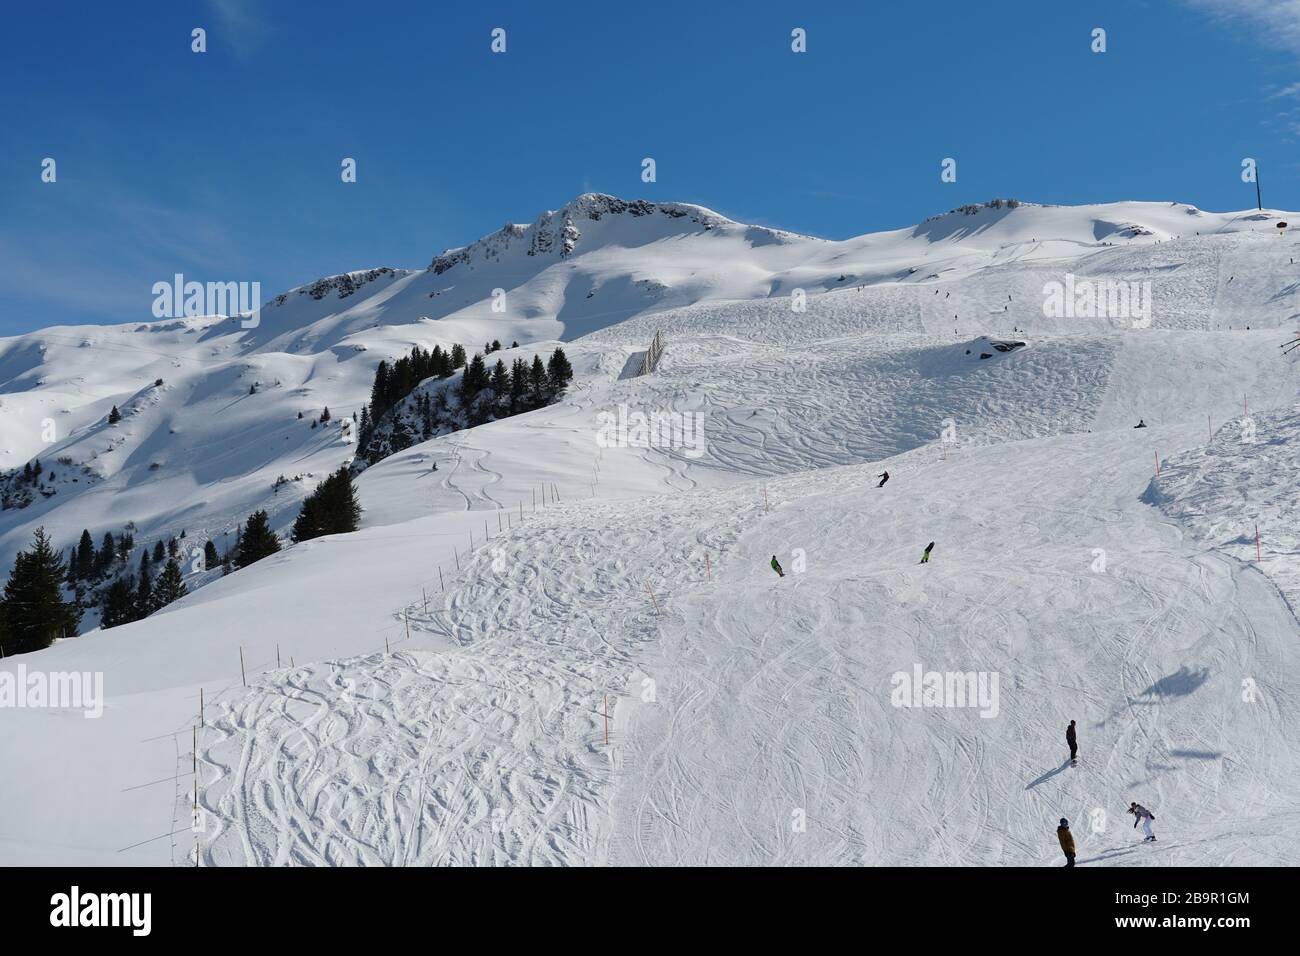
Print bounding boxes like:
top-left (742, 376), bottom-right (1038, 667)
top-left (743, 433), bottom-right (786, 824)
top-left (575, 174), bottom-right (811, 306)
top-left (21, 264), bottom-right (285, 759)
top-left (920, 541), bottom-right (935, 564)
top-left (771, 555), bottom-right (784, 577)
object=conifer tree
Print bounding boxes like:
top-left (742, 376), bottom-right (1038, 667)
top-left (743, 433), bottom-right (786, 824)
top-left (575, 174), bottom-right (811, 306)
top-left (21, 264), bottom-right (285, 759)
top-left (135, 564), bottom-right (153, 619)
top-left (236, 510), bottom-right (281, 568)
top-left (529, 354), bottom-right (548, 402)
top-left (490, 359), bottom-right (510, 405)
top-left (547, 347), bottom-right (574, 391)
top-left (509, 357), bottom-right (529, 412)
top-left (0, 527), bottom-right (81, 653)
top-left (74, 529), bottom-right (95, 580)
top-left (292, 467), bottom-right (363, 543)
top-left (100, 576), bottom-right (136, 629)
top-left (459, 353), bottom-right (488, 404)
top-left (433, 345), bottom-right (453, 378)
top-left (96, 531), bottom-right (116, 576)
top-left (152, 558), bottom-right (188, 609)
top-left (108, 405), bottom-right (122, 424)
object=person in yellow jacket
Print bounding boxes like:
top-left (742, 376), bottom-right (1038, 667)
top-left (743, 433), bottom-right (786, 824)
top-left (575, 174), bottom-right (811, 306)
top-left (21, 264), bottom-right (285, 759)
top-left (1057, 818), bottom-right (1076, 867)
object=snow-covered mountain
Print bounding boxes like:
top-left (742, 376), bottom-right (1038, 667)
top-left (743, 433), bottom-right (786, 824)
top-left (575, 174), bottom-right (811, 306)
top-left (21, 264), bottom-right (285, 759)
top-left (3, 194), bottom-right (1300, 866)
top-left (0, 194), bottom-right (1277, 580)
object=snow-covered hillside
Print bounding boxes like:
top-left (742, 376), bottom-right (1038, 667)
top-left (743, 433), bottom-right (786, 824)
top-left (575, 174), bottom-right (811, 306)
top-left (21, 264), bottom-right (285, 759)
top-left (3, 195), bottom-right (1300, 865)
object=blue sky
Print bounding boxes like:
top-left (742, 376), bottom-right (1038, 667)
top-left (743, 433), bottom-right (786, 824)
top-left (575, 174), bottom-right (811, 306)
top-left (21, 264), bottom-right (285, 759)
top-left (2, 0), bottom-right (1299, 334)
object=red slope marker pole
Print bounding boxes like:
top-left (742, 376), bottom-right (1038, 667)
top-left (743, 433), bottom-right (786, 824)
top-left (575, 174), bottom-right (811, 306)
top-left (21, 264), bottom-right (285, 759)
top-left (705, 552), bottom-right (711, 581)
top-left (645, 581), bottom-right (659, 615)
top-left (604, 695), bottom-right (609, 746)
top-left (763, 488), bottom-right (769, 514)
top-left (1154, 451), bottom-right (1160, 477)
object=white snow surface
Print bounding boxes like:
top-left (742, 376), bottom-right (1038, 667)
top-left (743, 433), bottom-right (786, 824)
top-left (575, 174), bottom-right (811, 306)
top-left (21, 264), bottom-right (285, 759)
top-left (2, 196), bottom-right (1300, 866)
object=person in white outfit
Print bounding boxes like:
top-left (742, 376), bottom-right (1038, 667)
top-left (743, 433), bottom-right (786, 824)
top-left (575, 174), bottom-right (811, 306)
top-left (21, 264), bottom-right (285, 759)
top-left (1128, 802), bottom-right (1156, 842)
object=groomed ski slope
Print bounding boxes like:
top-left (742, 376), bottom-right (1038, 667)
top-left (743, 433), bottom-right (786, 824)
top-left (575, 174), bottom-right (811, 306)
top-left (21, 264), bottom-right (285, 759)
top-left (3, 201), bottom-right (1300, 865)
top-left (191, 423), bottom-right (1300, 866)
top-left (197, 321), bottom-right (1300, 866)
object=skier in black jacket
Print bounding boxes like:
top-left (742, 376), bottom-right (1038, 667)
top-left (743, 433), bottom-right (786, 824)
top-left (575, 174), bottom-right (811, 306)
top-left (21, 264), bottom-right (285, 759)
top-left (1066, 720), bottom-right (1078, 764)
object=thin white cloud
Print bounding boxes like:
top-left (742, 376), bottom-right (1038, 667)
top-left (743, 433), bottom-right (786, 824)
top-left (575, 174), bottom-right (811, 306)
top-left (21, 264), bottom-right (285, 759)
top-left (0, 190), bottom-right (252, 329)
top-left (206, 0), bottom-right (272, 60)
top-left (1182, 0), bottom-right (1300, 54)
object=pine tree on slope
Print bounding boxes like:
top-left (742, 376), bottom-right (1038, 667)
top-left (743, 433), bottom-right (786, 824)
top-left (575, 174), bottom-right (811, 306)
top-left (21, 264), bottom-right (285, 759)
top-left (152, 558), bottom-right (188, 609)
top-left (236, 510), bottom-right (281, 568)
top-left (0, 528), bottom-right (81, 653)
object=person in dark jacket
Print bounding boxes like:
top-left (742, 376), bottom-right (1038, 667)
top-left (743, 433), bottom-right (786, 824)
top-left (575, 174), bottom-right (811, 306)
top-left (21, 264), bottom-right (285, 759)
top-left (770, 555), bottom-right (784, 578)
top-left (1066, 720), bottom-right (1078, 764)
top-left (1134, 419), bottom-right (1147, 428)
top-left (920, 541), bottom-right (935, 564)
top-left (876, 471), bottom-right (889, 488)
top-left (1057, 819), bottom-right (1076, 866)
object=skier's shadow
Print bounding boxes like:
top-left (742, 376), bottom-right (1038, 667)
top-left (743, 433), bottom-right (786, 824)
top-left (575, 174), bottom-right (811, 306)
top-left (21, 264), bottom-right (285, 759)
top-left (1025, 760), bottom-right (1071, 790)
top-left (1076, 846), bottom-right (1139, 865)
